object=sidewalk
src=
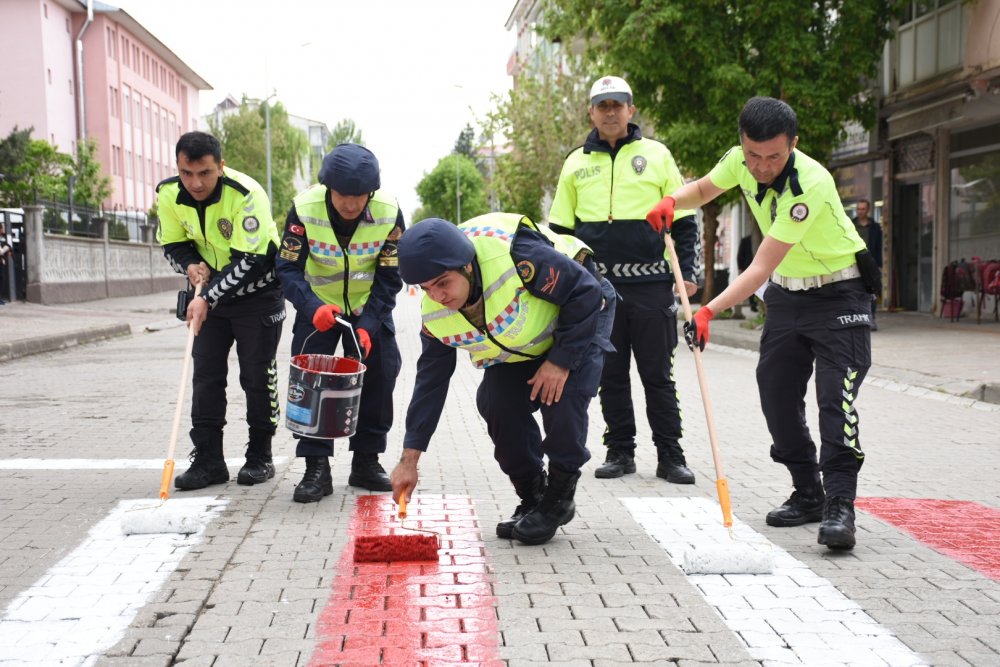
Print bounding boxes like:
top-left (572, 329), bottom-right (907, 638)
top-left (3, 290), bottom-right (1000, 406)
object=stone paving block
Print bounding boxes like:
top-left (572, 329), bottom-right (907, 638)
top-left (548, 641), bottom-right (634, 661)
top-left (131, 637), bottom-right (182, 657)
top-left (632, 640), bottom-right (717, 662)
top-left (96, 656), bottom-right (174, 667)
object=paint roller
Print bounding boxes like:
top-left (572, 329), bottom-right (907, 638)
top-left (663, 231), bottom-right (775, 575)
top-left (353, 491), bottom-right (439, 563)
top-left (121, 284), bottom-right (211, 536)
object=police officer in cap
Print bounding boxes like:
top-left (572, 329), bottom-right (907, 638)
top-left (391, 214), bottom-right (616, 545)
top-left (276, 143), bottom-right (404, 502)
top-left (157, 131), bottom-right (285, 491)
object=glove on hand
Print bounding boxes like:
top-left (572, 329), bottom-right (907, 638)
top-left (645, 195), bottom-right (676, 235)
top-left (684, 306), bottom-right (714, 351)
top-left (312, 304), bottom-right (343, 332)
top-left (356, 328), bottom-right (372, 360)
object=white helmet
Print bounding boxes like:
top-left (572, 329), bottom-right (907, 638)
top-left (590, 76), bottom-right (633, 105)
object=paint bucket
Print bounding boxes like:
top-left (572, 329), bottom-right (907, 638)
top-left (285, 354), bottom-right (366, 439)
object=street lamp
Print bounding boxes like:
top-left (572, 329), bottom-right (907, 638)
top-left (452, 84), bottom-right (468, 224)
top-left (264, 92), bottom-right (276, 204)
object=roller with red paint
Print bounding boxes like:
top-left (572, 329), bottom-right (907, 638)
top-left (352, 492), bottom-right (440, 562)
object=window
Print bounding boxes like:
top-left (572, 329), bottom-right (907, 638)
top-left (894, 0), bottom-right (963, 89)
top-left (43, 3), bottom-right (48, 18)
top-left (123, 88), bottom-right (131, 124)
top-left (112, 146), bottom-right (120, 175)
top-left (145, 99), bottom-right (152, 132)
top-left (122, 37), bottom-right (128, 67)
top-left (47, 69), bottom-right (52, 84)
top-left (126, 150), bottom-right (133, 179)
top-left (136, 98), bottom-right (142, 132)
top-left (949, 124), bottom-right (1000, 261)
top-left (153, 103), bottom-right (160, 138)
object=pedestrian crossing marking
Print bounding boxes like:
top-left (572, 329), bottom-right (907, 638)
top-left (623, 497), bottom-right (928, 666)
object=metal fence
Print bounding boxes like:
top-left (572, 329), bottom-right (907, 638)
top-left (38, 199), bottom-right (151, 243)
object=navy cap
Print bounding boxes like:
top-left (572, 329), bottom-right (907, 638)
top-left (318, 143), bottom-right (380, 195)
top-left (398, 218), bottom-right (475, 284)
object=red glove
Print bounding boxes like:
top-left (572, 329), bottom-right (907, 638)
top-left (356, 328), bottom-right (371, 360)
top-left (645, 196), bottom-right (676, 235)
top-left (684, 306), bottom-right (714, 351)
top-left (312, 304), bottom-right (343, 332)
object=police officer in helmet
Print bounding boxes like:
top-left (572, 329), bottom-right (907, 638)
top-left (276, 143), bottom-right (404, 502)
top-left (390, 214), bottom-right (616, 546)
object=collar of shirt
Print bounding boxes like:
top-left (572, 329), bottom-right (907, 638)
top-left (176, 176), bottom-right (223, 208)
top-left (583, 123), bottom-right (642, 157)
top-left (753, 151), bottom-right (801, 205)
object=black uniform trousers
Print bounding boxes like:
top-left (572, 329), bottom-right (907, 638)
top-left (758, 278), bottom-right (872, 499)
top-left (599, 281), bottom-right (683, 453)
top-left (191, 288), bottom-right (284, 440)
top-left (290, 312), bottom-right (402, 457)
top-left (476, 294), bottom-right (615, 480)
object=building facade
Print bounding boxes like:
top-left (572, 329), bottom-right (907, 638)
top-left (0, 0), bottom-right (210, 216)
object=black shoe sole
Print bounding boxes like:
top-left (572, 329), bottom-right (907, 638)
top-left (348, 474), bottom-right (392, 492)
top-left (594, 463), bottom-right (636, 479)
top-left (511, 508), bottom-right (576, 546)
top-left (293, 485), bottom-right (333, 503)
top-left (656, 467), bottom-right (696, 484)
top-left (236, 465), bottom-right (275, 486)
top-left (817, 526), bottom-right (856, 550)
top-left (174, 472), bottom-right (229, 490)
top-left (765, 511), bottom-right (823, 527)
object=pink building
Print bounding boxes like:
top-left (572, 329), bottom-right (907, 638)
top-left (0, 0), bottom-right (210, 214)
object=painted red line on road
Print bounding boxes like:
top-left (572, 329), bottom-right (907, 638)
top-left (857, 497), bottom-right (1000, 580)
top-left (310, 494), bottom-right (502, 666)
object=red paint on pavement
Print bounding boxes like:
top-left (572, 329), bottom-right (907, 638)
top-left (857, 497), bottom-right (1000, 580)
top-left (310, 494), bottom-right (502, 666)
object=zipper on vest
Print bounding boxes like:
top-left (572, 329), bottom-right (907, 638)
top-left (607, 153), bottom-right (616, 222)
top-left (341, 250), bottom-right (352, 313)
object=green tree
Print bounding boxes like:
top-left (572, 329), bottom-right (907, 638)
top-left (0, 126), bottom-right (33, 198)
top-left (328, 119), bottom-right (364, 148)
top-left (415, 154), bottom-right (488, 223)
top-left (454, 124), bottom-right (476, 160)
top-left (71, 137), bottom-right (113, 208)
top-left (0, 138), bottom-right (72, 206)
top-left (210, 99), bottom-right (307, 217)
top-left (482, 52), bottom-right (592, 222)
top-left (545, 0), bottom-right (904, 300)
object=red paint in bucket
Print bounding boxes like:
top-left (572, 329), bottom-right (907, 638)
top-left (286, 354), bottom-right (365, 439)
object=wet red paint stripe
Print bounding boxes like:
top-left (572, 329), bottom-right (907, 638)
top-left (310, 494), bottom-right (502, 666)
top-left (857, 497), bottom-right (1000, 580)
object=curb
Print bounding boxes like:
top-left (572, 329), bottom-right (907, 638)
top-left (0, 324), bottom-right (132, 363)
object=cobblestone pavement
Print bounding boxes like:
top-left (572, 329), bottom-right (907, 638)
top-left (0, 290), bottom-right (999, 666)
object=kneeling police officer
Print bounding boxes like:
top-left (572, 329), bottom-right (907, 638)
top-left (390, 214), bottom-right (615, 545)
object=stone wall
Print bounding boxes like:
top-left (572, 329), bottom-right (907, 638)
top-left (22, 205), bottom-right (184, 305)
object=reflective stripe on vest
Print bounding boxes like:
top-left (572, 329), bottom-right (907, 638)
top-left (293, 184), bottom-right (398, 315)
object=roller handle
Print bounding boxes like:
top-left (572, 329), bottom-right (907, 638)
top-left (398, 493), bottom-right (408, 520)
top-left (161, 283), bottom-right (202, 501)
top-left (663, 232), bottom-right (733, 528)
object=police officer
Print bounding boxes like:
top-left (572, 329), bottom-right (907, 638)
top-left (391, 214), bottom-right (615, 545)
top-left (157, 131), bottom-right (285, 490)
top-left (549, 75), bottom-right (699, 484)
top-left (646, 97), bottom-right (878, 550)
top-left (276, 144), bottom-right (404, 503)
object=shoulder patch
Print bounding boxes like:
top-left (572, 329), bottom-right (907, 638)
top-left (517, 260), bottom-right (536, 283)
top-left (242, 216), bottom-right (259, 233)
top-left (217, 218), bottom-right (234, 239)
top-left (790, 203), bottom-right (809, 222)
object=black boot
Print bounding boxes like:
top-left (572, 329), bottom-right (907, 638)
top-left (512, 466), bottom-right (581, 545)
top-left (655, 445), bottom-right (695, 484)
top-left (818, 496), bottom-right (856, 550)
top-left (237, 428), bottom-right (275, 486)
top-left (496, 472), bottom-right (547, 539)
top-left (594, 448), bottom-right (636, 478)
top-left (174, 427), bottom-right (229, 490)
top-left (348, 451), bottom-right (392, 492)
top-left (293, 456), bottom-right (332, 503)
top-left (766, 480), bottom-right (825, 527)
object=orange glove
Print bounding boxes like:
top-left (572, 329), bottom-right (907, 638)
top-left (645, 195), bottom-right (676, 235)
top-left (356, 328), bottom-right (371, 360)
top-left (684, 306), bottom-right (714, 351)
top-left (312, 304), bottom-right (343, 332)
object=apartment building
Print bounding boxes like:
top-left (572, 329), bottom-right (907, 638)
top-left (0, 0), bottom-right (210, 214)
